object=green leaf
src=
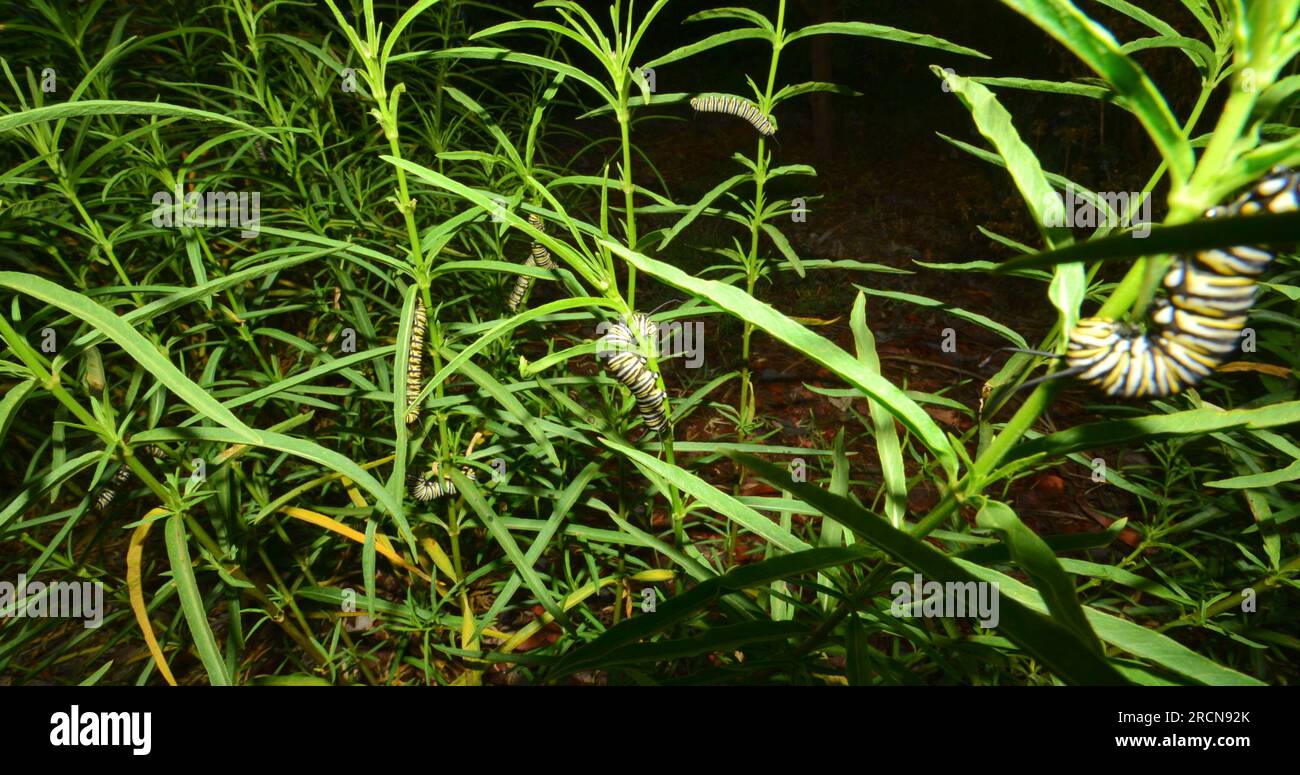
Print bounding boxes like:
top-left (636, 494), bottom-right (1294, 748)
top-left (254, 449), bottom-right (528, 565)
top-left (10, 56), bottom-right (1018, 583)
top-left (644, 28), bottom-right (772, 68)
top-left (760, 222), bottom-right (804, 278)
top-left (453, 356), bottom-right (560, 468)
top-left (1120, 36), bottom-right (1215, 75)
top-left (771, 81), bottom-right (862, 106)
top-left (785, 22), bottom-right (989, 60)
top-left (933, 68), bottom-right (1071, 249)
top-left (0, 379), bottom-right (37, 448)
top-left (849, 293), bottom-right (906, 528)
top-left (601, 438), bottom-right (810, 554)
top-left (0, 100), bottom-right (269, 136)
top-left (658, 174), bottom-right (747, 249)
top-left (133, 426), bottom-right (414, 553)
top-left (450, 468), bottom-right (570, 629)
top-left (551, 546), bottom-right (872, 676)
top-left (0, 272), bottom-right (258, 443)
top-left (727, 452), bottom-right (1129, 684)
top-left (955, 560), bottom-right (1265, 685)
top-left (997, 210), bottom-right (1300, 272)
top-left (1007, 401), bottom-right (1300, 465)
top-left (971, 76), bottom-right (1112, 100)
top-left (997, 0), bottom-right (1194, 185)
top-left (1205, 460), bottom-right (1300, 489)
top-left (164, 512), bottom-right (231, 686)
top-left (418, 47), bottom-right (616, 109)
top-left (975, 500), bottom-right (1104, 651)
top-left (855, 286), bottom-right (1028, 348)
top-left (1047, 259), bottom-right (1086, 339)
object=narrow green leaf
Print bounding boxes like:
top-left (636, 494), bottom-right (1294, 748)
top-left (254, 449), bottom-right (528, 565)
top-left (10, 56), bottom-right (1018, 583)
top-left (975, 500), bottom-right (1104, 652)
top-left (164, 512), bottom-right (231, 686)
top-left (728, 453), bottom-right (1129, 684)
top-left (785, 21), bottom-right (989, 60)
top-left (0, 100), bottom-right (268, 136)
top-left (998, 0), bottom-right (1194, 184)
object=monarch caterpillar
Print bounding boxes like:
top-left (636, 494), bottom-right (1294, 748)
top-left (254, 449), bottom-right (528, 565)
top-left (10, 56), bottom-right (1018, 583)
top-left (409, 467), bottom-right (477, 502)
top-left (505, 213), bottom-right (556, 312)
top-left (598, 313), bottom-right (670, 433)
top-left (409, 432), bottom-right (485, 502)
top-left (93, 445), bottom-right (166, 513)
top-left (689, 94), bottom-right (775, 137)
top-left (1033, 167), bottom-right (1295, 398)
top-left (93, 465), bottom-right (136, 513)
top-left (404, 301), bottom-right (427, 425)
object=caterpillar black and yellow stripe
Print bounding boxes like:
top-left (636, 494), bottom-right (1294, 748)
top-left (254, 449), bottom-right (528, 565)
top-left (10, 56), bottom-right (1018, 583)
top-left (506, 213), bottom-right (557, 312)
top-left (1064, 167), bottom-right (1295, 397)
top-left (92, 446), bottom-right (166, 513)
top-left (409, 467), bottom-right (476, 502)
top-left (404, 301), bottom-right (427, 424)
top-left (689, 94), bottom-right (775, 137)
top-left (598, 313), bottom-right (670, 433)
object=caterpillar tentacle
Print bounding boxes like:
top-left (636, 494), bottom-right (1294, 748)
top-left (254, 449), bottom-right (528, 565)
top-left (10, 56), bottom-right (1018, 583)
top-left (1063, 167), bottom-right (1295, 398)
top-left (689, 94), bottom-right (775, 137)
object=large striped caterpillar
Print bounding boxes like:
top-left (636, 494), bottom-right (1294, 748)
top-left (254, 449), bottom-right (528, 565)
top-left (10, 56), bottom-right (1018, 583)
top-left (598, 313), bottom-right (670, 434)
top-left (404, 300), bottom-right (427, 425)
top-left (689, 94), bottom-right (775, 137)
top-left (1042, 167), bottom-right (1295, 397)
top-left (506, 213), bottom-right (557, 312)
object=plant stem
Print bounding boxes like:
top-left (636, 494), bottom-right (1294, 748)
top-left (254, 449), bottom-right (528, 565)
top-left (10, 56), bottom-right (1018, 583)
top-left (619, 105), bottom-right (638, 308)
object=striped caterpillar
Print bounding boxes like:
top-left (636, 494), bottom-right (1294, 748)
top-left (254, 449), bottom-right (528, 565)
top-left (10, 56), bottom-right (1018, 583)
top-left (404, 300), bottom-right (427, 425)
top-left (506, 213), bottom-right (556, 312)
top-left (598, 313), bottom-right (670, 434)
top-left (93, 445), bottom-right (166, 513)
top-left (689, 94), bottom-right (775, 137)
top-left (409, 432), bottom-right (485, 502)
top-left (1037, 167), bottom-right (1295, 397)
top-left (409, 467), bottom-right (477, 502)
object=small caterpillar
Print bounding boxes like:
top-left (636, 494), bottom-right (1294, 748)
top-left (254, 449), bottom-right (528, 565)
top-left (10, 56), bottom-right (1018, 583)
top-left (93, 465), bottom-right (136, 513)
top-left (598, 313), bottom-right (670, 434)
top-left (1040, 167), bottom-right (1295, 397)
top-left (409, 432), bottom-right (486, 502)
top-left (506, 213), bottom-right (556, 312)
top-left (409, 467), bottom-right (477, 502)
top-left (93, 445), bottom-right (166, 513)
top-left (404, 301), bottom-right (427, 425)
top-left (505, 258), bottom-right (536, 313)
top-left (689, 94), bottom-right (775, 137)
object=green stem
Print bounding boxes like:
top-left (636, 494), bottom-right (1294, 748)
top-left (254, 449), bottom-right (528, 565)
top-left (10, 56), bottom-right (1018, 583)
top-left (736, 0), bottom-right (786, 441)
top-left (619, 106), bottom-right (638, 308)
